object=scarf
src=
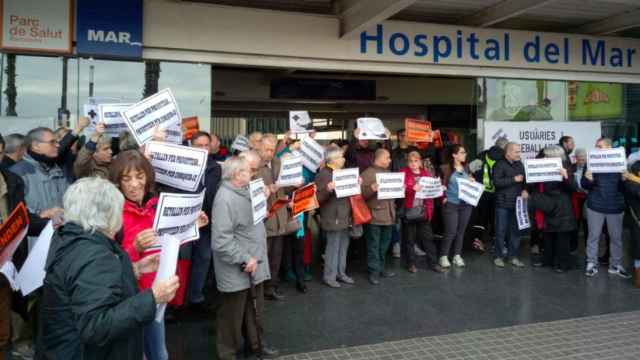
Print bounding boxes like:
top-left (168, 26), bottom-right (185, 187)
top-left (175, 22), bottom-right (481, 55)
top-left (27, 149), bottom-right (57, 168)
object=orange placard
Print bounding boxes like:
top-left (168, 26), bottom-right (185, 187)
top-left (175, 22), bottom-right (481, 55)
top-left (405, 118), bottom-right (433, 143)
top-left (268, 198), bottom-right (290, 218)
top-left (0, 202), bottom-right (30, 268)
top-left (433, 130), bottom-right (444, 149)
top-left (292, 183), bottom-right (319, 217)
top-left (182, 116), bottom-right (200, 141)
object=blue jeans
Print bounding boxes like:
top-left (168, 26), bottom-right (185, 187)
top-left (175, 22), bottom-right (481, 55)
top-left (494, 207), bottom-right (521, 259)
top-left (144, 318), bottom-right (168, 360)
top-left (188, 229), bottom-right (212, 304)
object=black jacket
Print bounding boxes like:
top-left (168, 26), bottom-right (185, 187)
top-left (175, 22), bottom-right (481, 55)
top-left (581, 171), bottom-right (625, 214)
top-left (528, 178), bottom-right (577, 233)
top-left (202, 154), bottom-right (222, 221)
top-left (36, 223), bottom-right (156, 360)
top-left (472, 146), bottom-right (504, 192)
top-left (493, 159), bottom-right (526, 209)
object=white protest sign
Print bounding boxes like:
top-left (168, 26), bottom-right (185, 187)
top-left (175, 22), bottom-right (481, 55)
top-left (147, 142), bottom-right (208, 192)
top-left (333, 168), bottom-right (360, 198)
top-left (525, 158), bottom-right (562, 183)
top-left (15, 221), bottom-right (54, 296)
top-left (290, 111), bottom-right (312, 133)
top-left (277, 155), bottom-right (304, 187)
top-left (516, 196), bottom-right (531, 230)
top-left (98, 103), bottom-right (132, 137)
top-left (232, 135), bottom-right (250, 152)
top-left (82, 103), bottom-right (99, 135)
top-left (457, 178), bottom-right (484, 207)
top-left (0, 262), bottom-right (18, 291)
top-left (299, 136), bottom-right (324, 172)
top-left (153, 235), bottom-right (180, 322)
top-left (122, 88), bottom-right (183, 145)
top-left (415, 177), bottom-right (444, 199)
top-left (153, 191), bottom-right (205, 246)
top-left (376, 172), bottom-right (405, 200)
top-left (249, 179), bottom-right (268, 225)
top-left (587, 147), bottom-right (627, 173)
top-left (357, 118), bottom-right (388, 140)
top-left (483, 121), bottom-right (601, 160)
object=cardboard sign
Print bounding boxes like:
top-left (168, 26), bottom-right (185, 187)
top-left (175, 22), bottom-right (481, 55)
top-left (147, 141), bottom-right (208, 192)
top-left (357, 118), bottom-right (388, 140)
top-left (299, 136), bottom-right (324, 172)
top-left (376, 172), bottom-right (406, 200)
top-left (152, 191), bottom-right (205, 246)
top-left (516, 196), bottom-right (530, 230)
top-left (525, 158), bottom-right (562, 183)
top-left (457, 178), bottom-right (484, 207)
top-left (249, 179), bottom-right (268, 225)
top-left (182, 116), bottom-right (200, 141)
top-left (333, 168), bottom-right (360, 198)
top-left (415, 177), bottom-right (444, 199)
top-left (268, 198), bottom-right (289, 219)
top-left (405, 118), bottom-right (433, 143)
top-left (232, 135), bottom-right (250, 152)
top-left (432, 130), bottom-right (444, 149)
top-left (292, 183), bottom-right (319, 217)
top-left (276, 154), bottom-right (304, 187)
top-left (122, 88), bottom-right (183, 145)
top-left (289, 111), bottom-right (312, 133)
top-left (0, 203), bottom-right (29, 268)
top-left (587, 148), bottom-right (627, 173)
top-left (98, 103), bottom-right (132, 137)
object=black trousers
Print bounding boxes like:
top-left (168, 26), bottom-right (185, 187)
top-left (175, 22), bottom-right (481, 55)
top-left (265, 236), bottom-right (284, 294)
top-left (402, 220), bottom-right (438, 267)
top-left (542, 231), bottom-right (571, 270)
top-left (216, 283), bottom-right (264, 360)
top-left (469, 192), bottom-right (496, 244)
top-left (282, 233), bottom-right (305, 283)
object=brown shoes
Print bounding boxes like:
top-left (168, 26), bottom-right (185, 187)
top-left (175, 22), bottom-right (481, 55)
top-left (408, 265), bottom-right (417, 273)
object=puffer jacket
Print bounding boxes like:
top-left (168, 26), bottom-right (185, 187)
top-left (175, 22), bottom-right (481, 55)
top-left (581, 171), bottom-right (625, 214)
top-left (211, 181), bottom-right (270, 293)
top-left (315, 166), bottom-right (352, 232)
top-left (493, 158), bottom-right (526, 209)
top-left (528, 177), bottom-right (577, 233)
top-left (10, 154), bottom-right (70, 214)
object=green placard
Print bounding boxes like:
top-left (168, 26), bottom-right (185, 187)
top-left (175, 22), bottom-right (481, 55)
top-left (569, 82), bottom-right (623, 120)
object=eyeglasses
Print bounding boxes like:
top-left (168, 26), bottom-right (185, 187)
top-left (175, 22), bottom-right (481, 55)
top-left (37, 139), bottom-right (59, 146)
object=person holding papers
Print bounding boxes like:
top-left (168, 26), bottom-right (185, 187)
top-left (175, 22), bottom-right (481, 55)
top-left (361, 149), bottom-right (396, 285)
top-left (73, 122), bottom-right (113, 179)
top-left (581, 138), bottom-right (631, 279)
top-left (212, 155), bottom-right (278, 359)
top-left (400, 151), bottom-right (443, 274)
top-left (36, 177), bottom-right (180, 360)
top-left (439, 144), bottom-right (474, 269)
top-left (492, 142), bottom-right (527, 268)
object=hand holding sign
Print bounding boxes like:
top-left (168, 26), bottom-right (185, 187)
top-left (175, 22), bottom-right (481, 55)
top-left (356, 118), bottom-right (389, 140)
top-left (134, 229), bottom-right (158, 253)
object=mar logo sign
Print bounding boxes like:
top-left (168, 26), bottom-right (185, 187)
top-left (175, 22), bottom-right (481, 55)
top-left (76, 0), bottom-right (143, 58)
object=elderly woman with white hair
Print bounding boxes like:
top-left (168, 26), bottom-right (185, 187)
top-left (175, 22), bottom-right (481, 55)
top-left (36, 177), bottom-right (179, 360)
top-left (525, 145), bottom-right (577, 273)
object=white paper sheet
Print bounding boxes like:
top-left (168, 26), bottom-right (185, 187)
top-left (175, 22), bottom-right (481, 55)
top-left (299, 136), bottom-right (324, 173)
top-left (516, 196), bottom-right (531, 230)
top-left (249, 179), bottom-right (268, 225)
top-left (276, 154), bottom-right (304, 187)
top-left (98, 103), bottom-right (132, 137)
top-left (376, 172), bottom-right (405, 200)
top-left (15, 221), bottom-right (54, 296)
top-left (1, 262), bottom-right (18, 291)
top-left (587, 147), bottom-right (627, 173)
top-left (457, 178), bottom-right (484, 207)
top-left (415, 177), bottom-right (444, 199)
top-left (152, 191), bottom-right (205, 246)
top-left (231, 135), bottom-right (250, 152)
top-left (289, 111), bottom-right (312, 133)
top-left (333, 168), bottom-right (360, 198)
top-left (147, 141), bottom-right (208, 192)
top-left (525, 158), bottom-right (562, 183)
top-left (357, 117), bottom-right (388, 140)
top-left (153, 235), bottom-right (180, 323)
top-left (122, 88), bottom-right (183, 145)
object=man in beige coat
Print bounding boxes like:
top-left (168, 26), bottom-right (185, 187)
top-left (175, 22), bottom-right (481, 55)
top-left (361, 148), bottom-right (396, 285)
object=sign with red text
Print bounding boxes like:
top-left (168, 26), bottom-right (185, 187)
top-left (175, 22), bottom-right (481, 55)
top-left (1, 0), bottom-right (73, 54)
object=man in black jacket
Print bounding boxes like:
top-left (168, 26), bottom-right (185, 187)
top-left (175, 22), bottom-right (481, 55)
top-left (493, 142), bottom-right (526, 268)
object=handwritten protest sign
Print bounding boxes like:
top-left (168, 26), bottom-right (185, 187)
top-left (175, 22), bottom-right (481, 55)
top-left (0, 203), bottom-right (29, 268)
top-left (250, 179), bottom-right (268, 225)
top-left (357, 118), bottom-right (388, 140)
top-left (122, 88), bottom-right (183, 145)
top-left (277, 155), bottom-right (304, 187)
top-left (16, 221), bottom-right (54, 296)
top-left (299, 136), bottom-right (324, 172)
top-left (290, 111), bottom-right (312, 133)
top-left (405, 118), bottom-right (433, 143)
top-left (292, 183), bottom-right (319, 217)
top-left (376, 173), bottom-right (405, 200)
top-left (588, 147), bottom-right (627, 173)
top-left (457, 178), bottom-right (484, 207)
top-left (333, 168), bottom-right (360, 198)
top-left (98, 103), bottom-right (132, 137)
top-left (525, 158), bottom-right (562, 183)
top-left (147, 142), bottom-right (208, 192)
top-left (415, 177), bottom-right (443, 199)
top-left (232, 135), bottom-right (250, 152)
top-left (516, 196), bottom-right (530, 230)
top-left (152, 191), bottom-right (205, 245)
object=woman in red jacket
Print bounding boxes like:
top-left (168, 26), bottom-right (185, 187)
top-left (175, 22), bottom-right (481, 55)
top-left (109, 150), bottom-right (207, 360)
top-left (400, 151), bottom-right (445, 273)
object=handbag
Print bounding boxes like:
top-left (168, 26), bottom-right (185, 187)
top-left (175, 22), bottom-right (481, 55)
top-left (349, 194), bottom-right (372, 225)
top-left (404, 205), bottom-right (425, 222)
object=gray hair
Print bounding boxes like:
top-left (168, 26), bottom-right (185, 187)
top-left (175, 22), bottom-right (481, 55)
top-left (505, 142), bottom-right (520, 152)
top-left (222, 156), bottom-right (249, 180)
top-left (325, 146), bottom-right (344, 163)
top-left (495, 137), bottom-right (509, 149)
top-left (95, 133), bottom-right (112, 149)
top-left (575, 148), bottom-right (587, 158)
top-left (597, 137), bottom-right (612, 147)
top-left (261, 133), bottom-right (277, 145)
top-left (543, 145), bottom-right (566, 159)
top-left (63, 177), bottom-right (124, 236)
top-left (238, 149), bottom-right (261, 164)
top-left (25, 127), bottom-right (53, 149)
top-left (118, 131), bottom-right (139, 152)
top-left (4, 133), bottom-right (25, 154)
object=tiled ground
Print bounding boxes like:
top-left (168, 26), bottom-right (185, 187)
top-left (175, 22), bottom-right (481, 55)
top-left (279, 311), bottom-right (640, 360)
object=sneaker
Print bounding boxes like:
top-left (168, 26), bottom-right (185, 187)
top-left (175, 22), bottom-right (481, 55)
top-left (324, 279), bottom-right (341, 288)
top-left (407, 265), bottom-right (418, 273)
top-left (439, 256), bottom-right (451, 268)
top-left (452, 255), bottom-right (465, 267)
top-left (585, 262), bottom-right (599, 277)
top-left (392, 242), bottom-right (401, 258)
top-left (430, 264), bottom-right (446, 273)
top-left (414, 245), bottom-right (427, 256)
top-left (608, 265), bottom-right (632, 279)
top-left (530, 245), bottom-right (540, 255)
top-left (337, 275), bottom-right (355, 284)
top-left (494, 258), bottom-right (505, 268)
top-left (510, 258), bottom-right (525, 268)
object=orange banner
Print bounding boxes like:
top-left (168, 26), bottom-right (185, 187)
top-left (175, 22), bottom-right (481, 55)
top-left (292, 183), bottom-right (319, 217)
top-left (268, 198), bottom-right (289, 218)
top-left (0, 202), bottom-right (30, 268)
top-left (405, 118), bottom-right (433, 143)
top-left (433, 130), bottom-right (444, 149)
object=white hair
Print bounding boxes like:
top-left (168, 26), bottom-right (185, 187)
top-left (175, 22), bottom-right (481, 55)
top-left (543, 145), bottom-right (566, 159)
top-left (325, 146), bottom-right (344, 164)
top-left (63, 177), bottom-right (124, 236)
top-left (575, 148), bottom-right (587, 158)
top-left (222, 156), bottom-right (249, 180)
top-left (95, 133), bottom-right (112, 149)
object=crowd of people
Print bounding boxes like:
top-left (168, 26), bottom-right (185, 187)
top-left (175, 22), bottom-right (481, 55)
top-left (0, 118), bottom-right (638, 360)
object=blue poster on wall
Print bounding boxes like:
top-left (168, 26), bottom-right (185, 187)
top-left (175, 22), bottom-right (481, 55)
top-left (76, 0), bottom-right (143, 58)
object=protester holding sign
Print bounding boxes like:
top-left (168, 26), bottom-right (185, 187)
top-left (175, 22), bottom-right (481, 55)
top-left (73, 122), bottom-right (113, 179)
top-left (211, 156), bottom-right (277, 360)
top-left (400, 151), bottom-right (443, 274)
top-left (361, 149), bottom-right (396, 285)
top-left (525, 146), bottom-right (577, 273)
top-left (439, 145), bottom-right (474, 269)
top-left (315, 146), bottom-right (356, 288)
top-left (581, 138), bottom-right (631, 279)
top-left (492, 142), bottom-right (527, 268)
